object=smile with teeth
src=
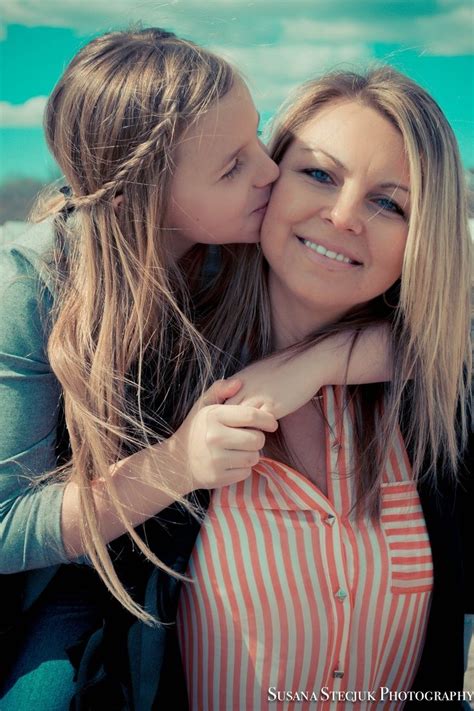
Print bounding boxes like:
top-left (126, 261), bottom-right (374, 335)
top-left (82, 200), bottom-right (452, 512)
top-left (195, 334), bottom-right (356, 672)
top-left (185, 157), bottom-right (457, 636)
top-left (298, 237), bottom-right (360, 265)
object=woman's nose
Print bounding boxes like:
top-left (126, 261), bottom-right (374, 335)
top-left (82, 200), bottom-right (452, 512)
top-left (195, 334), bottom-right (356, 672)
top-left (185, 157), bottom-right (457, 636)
top-left (324, 190), bottom-right (363, 234)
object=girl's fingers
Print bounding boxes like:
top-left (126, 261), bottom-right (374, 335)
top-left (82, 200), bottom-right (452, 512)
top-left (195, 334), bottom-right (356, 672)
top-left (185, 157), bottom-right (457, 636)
top-left (221, 468), bottom-right (254, 483)
top-left (222, 450), bottom-right (261, 471)
top-left (218, 427), bottom-right (266, 452)
top-left (214, 405), bottom-right (278, 432)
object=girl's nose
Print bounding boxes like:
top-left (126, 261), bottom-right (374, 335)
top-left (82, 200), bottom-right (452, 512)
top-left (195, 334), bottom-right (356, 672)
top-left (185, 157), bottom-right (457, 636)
top-left (254, 144), bottom-right (280, 188)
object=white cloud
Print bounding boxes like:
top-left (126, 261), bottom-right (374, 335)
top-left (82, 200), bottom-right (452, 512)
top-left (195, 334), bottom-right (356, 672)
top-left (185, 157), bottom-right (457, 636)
top-left (281, 5), bottom-right (474, 56)
top-left (1, 0), bottom-right (266, 38)
top-left (0, 96), bottom-right (47, 127)
top-left (413, 6), bottom-right (474, 55)
top-left (2, 0), bottom-right (472, 57)
top-left (211, 42), bottom-right (371, 110)
top-left (282, 18), bottom-right (406, 44)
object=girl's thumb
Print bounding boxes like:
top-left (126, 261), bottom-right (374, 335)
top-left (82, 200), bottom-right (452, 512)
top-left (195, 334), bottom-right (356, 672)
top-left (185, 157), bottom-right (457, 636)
top-left (201, 379), bottom-right (242, 406)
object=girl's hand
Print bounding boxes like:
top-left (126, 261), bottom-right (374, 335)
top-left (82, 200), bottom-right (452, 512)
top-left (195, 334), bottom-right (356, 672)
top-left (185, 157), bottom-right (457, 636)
top-left (63, 379), bottom-right (276, 554)
top-left (175, 379), bottom-right (278, 490)
top-left (225, 353), bottom-right (323, 420)
top-left (226, 326), bottom-right (392, 420)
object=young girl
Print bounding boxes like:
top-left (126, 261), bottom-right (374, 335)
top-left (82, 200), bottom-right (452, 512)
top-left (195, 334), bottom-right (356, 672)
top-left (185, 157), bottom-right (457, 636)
top-left (176, 68), bottom-right (473, 709)
top-left (0, 28), bottom-right (391, 708)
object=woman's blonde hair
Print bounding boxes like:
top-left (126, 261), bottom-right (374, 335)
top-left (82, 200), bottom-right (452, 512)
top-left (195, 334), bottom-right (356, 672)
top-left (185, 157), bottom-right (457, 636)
top-left (32, 27), bottom-right (236, 622)
top-left (202, 66), bottom-right (472, 517)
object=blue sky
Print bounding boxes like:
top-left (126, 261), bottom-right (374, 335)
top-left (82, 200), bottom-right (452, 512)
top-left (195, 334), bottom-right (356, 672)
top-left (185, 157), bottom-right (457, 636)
top-left (0, 0), bottom-right (473, 182)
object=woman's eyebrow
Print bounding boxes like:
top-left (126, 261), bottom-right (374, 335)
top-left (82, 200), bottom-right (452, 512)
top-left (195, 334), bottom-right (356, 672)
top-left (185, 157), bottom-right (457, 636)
top-left (301, 146), bottom-right (345, 169)
top-left (379, 182), bottom-right (410, 194)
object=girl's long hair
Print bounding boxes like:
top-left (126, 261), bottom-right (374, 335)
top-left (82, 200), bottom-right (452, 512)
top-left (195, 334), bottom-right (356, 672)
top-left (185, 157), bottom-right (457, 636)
top-left (199, 67), bottom-right (472, 518)
top-left (32, 27), bottom-right (235, 622)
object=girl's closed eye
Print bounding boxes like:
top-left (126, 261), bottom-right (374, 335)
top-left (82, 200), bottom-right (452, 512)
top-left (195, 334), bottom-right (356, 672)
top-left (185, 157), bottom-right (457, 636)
top-left (222, 158), bottom-right (242, 180)
top-left (302, 168), bottom-right (333, 184)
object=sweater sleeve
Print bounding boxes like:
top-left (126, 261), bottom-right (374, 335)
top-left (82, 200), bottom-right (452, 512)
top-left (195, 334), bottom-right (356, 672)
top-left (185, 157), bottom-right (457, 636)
top-left (0, 237), bottom-right (70, 572)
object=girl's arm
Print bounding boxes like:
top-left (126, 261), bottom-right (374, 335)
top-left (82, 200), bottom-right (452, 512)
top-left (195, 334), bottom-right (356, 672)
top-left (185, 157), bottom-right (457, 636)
top-left (1, 236), bottom-right (275, 569)
top-left (0, 241), bottom-right (69, 574)
top-left (226, 325), bottom-right (391, 420)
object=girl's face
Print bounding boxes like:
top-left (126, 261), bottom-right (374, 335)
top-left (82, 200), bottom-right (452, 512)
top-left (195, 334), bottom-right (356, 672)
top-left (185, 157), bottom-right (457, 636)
top-left (167, 78), bottom-right (279, 255)
top-left (261, 100), bottom-right (411, 346)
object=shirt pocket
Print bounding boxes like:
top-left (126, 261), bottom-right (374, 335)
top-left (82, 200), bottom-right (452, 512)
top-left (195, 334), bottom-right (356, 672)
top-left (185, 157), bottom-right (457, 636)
top-left (381, 482), bottom-right (433, 594)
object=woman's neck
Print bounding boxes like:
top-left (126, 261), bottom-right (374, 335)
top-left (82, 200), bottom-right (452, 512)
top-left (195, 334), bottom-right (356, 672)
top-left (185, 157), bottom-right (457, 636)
top-left (268, 271), bottom-right (345, 349)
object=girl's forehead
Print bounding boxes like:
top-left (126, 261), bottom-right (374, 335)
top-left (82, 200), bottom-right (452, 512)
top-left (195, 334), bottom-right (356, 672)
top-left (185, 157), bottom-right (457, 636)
top-left (173, 82), bottom-right (259, 171)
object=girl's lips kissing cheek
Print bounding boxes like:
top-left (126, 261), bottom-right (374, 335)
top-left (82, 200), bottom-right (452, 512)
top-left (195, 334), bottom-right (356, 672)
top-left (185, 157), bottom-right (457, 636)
top-left (252, 201), bottom-right (269, 216)
top-left (295, 235), bottom-right (363, 270)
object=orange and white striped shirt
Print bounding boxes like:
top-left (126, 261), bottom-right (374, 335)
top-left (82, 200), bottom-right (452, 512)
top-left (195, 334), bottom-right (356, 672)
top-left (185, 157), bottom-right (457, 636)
top-left (177, 386), bottom-right (433, 710)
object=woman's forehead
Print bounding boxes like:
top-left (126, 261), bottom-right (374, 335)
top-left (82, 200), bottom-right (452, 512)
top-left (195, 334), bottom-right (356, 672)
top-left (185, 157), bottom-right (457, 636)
top-left (281, 101), bottom-right (409, 179)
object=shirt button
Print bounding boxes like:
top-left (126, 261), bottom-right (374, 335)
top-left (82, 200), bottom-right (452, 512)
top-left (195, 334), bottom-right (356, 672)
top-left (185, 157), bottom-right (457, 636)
top-left (324, 514), bottom-right (336, 526)
top-left (333, 670), bottom-right (344, 679)
top-left (335, 588), bottom-right (347, 601)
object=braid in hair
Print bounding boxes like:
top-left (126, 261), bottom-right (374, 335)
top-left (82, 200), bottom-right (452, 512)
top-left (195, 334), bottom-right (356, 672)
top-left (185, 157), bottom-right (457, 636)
top-left (67, 112), bottom-right (178, 210)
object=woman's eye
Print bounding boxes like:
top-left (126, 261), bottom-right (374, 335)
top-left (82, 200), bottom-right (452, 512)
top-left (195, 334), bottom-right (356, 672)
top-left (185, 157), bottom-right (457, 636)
top-left (375, 196), bottom-right (406, 217)
top-left (303, 168), bottom-right (333, 184)
top-left (223, 159), bottom-right (242, 180)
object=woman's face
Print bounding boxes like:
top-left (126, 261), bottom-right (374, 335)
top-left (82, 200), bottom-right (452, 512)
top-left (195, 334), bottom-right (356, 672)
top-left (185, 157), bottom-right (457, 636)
top-left (261, 99), bottom-right (411, 346)
top-left (167, 78), bottom-right (279, 256)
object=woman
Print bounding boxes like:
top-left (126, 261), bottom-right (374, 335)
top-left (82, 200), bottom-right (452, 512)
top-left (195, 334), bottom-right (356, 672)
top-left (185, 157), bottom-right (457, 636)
top-left (175, 68), bottom-right (473, 709)
top-left (0, 28), bottom-right (387, 708)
